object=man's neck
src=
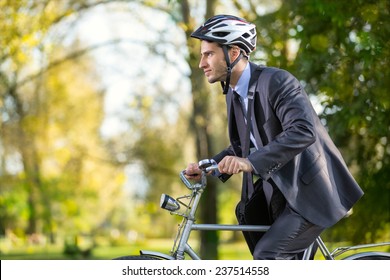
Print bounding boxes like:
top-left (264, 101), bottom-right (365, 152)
top-left (229, 60), bottom-right (249, 88)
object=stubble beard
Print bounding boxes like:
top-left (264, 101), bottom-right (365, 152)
top-left (207, 65), bottom-right (228, 84)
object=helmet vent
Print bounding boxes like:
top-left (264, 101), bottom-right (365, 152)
top-left (213, 32), bottom-right (229, 38)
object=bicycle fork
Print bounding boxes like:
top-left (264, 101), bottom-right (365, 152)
top-left (174, 189), bottom-right (203, 260)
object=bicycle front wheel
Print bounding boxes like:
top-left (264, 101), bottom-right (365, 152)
top-left (113, 255), bottom-right (162, 260)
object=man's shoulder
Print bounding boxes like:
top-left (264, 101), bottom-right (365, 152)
top-left (249, 63), bottom-right (301, 99)
top-left (249, 62), bottom-right (291, 78)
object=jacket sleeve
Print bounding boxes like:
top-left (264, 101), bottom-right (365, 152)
top-left (248, 69), bottom-right (316, 181)
top-left (212, 145), bottom-right (235, 182)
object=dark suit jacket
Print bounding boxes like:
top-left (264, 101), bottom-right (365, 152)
top-left (213, 62), bottom-right (364, 228)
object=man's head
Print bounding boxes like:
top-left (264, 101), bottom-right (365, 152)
top-left (191, 15), bottom-right (257, 93)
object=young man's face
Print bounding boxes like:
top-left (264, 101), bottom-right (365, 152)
top-left (199, 40), bottom-right (228, 84)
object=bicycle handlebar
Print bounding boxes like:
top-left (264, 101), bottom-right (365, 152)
top-left (179, 170), bottom-right (194, 189)
top-left (179, 159), bottom-right (218, 190)
top-left (198, 159), bottom-right (218, 172)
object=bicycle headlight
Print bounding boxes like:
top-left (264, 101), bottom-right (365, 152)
top-left (160, 194), bottom-right (180, 211)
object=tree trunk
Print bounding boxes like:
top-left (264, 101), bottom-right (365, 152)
top-left (181, 0), bottom-right (219, 259)
top-left (9, 84), bottom-right (54, 242)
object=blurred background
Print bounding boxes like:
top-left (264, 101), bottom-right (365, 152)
top-left (0, 0), bottom-right (389, 260)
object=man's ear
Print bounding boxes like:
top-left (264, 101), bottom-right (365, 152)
top-left (229, 47), bottom-right (241, 62)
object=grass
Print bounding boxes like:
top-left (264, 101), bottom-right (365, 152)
top-left (1, 238), bottom-right (389, 260)
top-left (0, 239), bottom-right (252, 260)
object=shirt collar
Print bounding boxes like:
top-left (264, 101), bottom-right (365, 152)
top-left (232, 62), bottom-right (251, 99)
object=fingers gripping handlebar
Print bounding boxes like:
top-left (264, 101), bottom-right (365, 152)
top-left (180, 159), bottom-right (218, 190)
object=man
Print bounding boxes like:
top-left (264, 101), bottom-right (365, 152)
top-left (185, 15), bottom-right (364, 259)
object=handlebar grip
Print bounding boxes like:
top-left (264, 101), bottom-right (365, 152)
top-left (205, 165), bottom-right (219, 173)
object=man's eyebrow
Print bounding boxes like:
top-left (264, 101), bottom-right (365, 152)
top-left (201, 50), bottom-right (214, 55)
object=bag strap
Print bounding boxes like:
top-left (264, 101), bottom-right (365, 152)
top-left (242, 65), bottom-right (264, 157)
top-left (240, 65), bottom-right (264, 205)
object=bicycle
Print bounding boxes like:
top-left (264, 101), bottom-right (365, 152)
top-left (114, 159), bottom-right (390, 260)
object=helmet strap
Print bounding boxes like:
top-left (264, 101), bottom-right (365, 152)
top-left (221, 45), bottom-right (244, 94)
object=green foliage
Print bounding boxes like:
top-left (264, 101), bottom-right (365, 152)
top-left (0, 0), bottom-right (127, 242)
top-left (254, 0), bottom-right (390, 242)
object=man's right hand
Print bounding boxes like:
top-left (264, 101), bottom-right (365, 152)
top-left (184, 163), bottom-right (202, 181)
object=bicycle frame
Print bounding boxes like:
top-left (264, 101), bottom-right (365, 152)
top-left (138, 161), bottom-right (390, 260)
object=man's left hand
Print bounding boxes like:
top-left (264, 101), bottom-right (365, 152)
top-left (218, 156), bottom-right (253, 174)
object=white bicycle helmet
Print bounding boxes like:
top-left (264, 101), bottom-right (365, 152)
top-left (191, 15), bottom-right (257, 94)
top-left (191, 14), bottom-right (257, 54)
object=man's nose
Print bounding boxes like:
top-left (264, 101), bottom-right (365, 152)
top-left (199, 57), bottom-right (206, 69)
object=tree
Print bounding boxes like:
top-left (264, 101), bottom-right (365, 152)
top-left (0, 0), bottom-right (126, 242)
top-left (178, 0), bottom-right (222, 259)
